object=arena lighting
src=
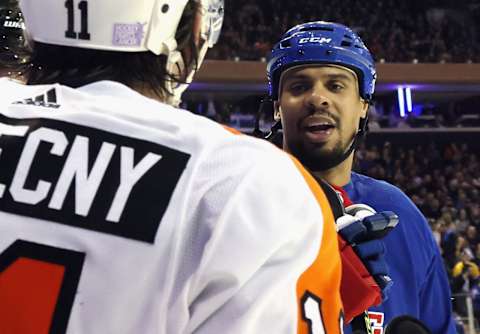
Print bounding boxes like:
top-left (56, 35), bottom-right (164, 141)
top-left (397, 87), bottom-right (406, 117)
top-left (405, 87), bottom-right (413, 113)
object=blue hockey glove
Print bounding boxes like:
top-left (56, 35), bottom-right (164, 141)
top-left (337, 204), bottom-right (399, 300)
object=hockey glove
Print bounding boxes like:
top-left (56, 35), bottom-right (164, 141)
top-left (340, 204), bottom-right (398, 298)
top-left (317, 181), bottom-right (399, 324)
top-left (337, 204), bottom-right (398, 323)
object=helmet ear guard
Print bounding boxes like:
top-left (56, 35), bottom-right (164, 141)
top-left (198, 0), bottom-right (224, 47)
top-left (165, 0), bottom-right (224, 106)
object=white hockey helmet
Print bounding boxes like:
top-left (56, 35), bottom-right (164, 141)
top-left (19, 0), bottom-right (224, 104)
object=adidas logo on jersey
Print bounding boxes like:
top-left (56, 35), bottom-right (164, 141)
top-left (13, 89), bottom-right (60, 109)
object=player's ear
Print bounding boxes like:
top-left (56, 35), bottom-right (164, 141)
top-left (192, 4), bottom-right (202, 48)
top-left (179, 2), bottom-right (202, 70)
top-left (274, 101), bottom-right (281, 121)
top-left (360, 99), bottom-right (369, 118)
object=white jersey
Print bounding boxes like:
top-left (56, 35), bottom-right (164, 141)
top-left (0, 79), bottom-right (342, 334)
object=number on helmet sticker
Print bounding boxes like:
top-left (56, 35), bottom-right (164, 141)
top-left (65, 0), bottom-right (91, 40)
top-left (301, 291), bottom-right (326, 334)
top-left (0, 240), bottom-right (85, 334)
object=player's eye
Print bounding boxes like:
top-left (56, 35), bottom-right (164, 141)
top-left (288, 81), bottom-right (310, 95)
top-left (327, 81), bottom-right (346, 92)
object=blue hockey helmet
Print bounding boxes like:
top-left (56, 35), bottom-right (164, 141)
top-left (267, 21), bottom-right (376, 101)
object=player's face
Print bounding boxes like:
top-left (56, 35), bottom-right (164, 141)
top-left (275, 65), bottom-right (368, 171)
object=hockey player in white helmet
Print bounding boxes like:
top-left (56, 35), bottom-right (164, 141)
top-left (0, 1), bottom-right (344, 333)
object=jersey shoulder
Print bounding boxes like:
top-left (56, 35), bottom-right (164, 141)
top-left (349, 172), bottom-right (406, 199)
top-left (348, 172), bottom-right (420, 214)
top-left (348, 172), bottom-right (430, 228)
top-left (348, 172), bottom-right (439, 263)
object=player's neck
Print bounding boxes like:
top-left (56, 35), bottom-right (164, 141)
top-left (133, 83), bottom-right (168, 104)
top-left (311, 153), bottom-right (354, 187)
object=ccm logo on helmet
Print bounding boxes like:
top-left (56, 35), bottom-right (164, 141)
top-left (299, 37), bottom-right (332, 44)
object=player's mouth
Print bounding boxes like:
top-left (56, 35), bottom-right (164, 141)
top-left (301, 117), bottom-right (336, 143)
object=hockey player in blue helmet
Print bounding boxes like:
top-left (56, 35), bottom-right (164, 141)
top-left (268, 21), bottom-right (456, 334)
top-left (267, 21), bottom-right (375, 172)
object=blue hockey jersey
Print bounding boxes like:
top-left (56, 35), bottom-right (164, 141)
top-left (343, 172), bottom-right (456, 334)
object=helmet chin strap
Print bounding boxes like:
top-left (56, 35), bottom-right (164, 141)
top-left (261, 114), bottom-right (369, 172)
top-left (312, 115), bottom-right (368, 172)
top-left (164, 39), bottom-right (210, 107)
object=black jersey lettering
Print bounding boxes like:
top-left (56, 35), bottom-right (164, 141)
top-left (0, 115), bottom-right (190, 243)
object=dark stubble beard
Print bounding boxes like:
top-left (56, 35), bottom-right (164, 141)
top-left (287, 118), bottom-right (358, 172)
top-left (286, 108), bottom-right (353, 172)
top-left (290, 139), bottom-right (348, 172)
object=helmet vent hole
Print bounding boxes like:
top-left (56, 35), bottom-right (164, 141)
top-left (280, 40), bottom-right (291, 48)
top-left (341, 41), bottom-right (352, 47)
top-left (161, 4), bottom-right (169, 13)
top-left (299, 26), bottom-right (334, 32)
top-left (344, 34), bottom-right (352, 39)
top-left (354, 45), bottom-right (363, 48)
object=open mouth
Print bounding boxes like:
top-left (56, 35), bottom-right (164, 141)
top-left (302, 120), bottom-right (336, 143)
top-left (305, 123), bottom-right (335, 132)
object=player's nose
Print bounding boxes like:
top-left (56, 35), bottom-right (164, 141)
top-left (305, 83), bottom-right (331, 112)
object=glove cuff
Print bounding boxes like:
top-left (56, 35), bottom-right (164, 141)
top-left (339, 235), bottom-right (383, 323)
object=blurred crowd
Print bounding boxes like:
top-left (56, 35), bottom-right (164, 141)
top-left (182, 94), bottom-right (480, 130)
top-left (367, 97), bottom-right (480, 129)
top-left (208, 0), bottom-right (480, 63)
top-left (355, 141), bottom-right (480, 322)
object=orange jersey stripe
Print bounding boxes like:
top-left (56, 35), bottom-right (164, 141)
top-left (220, 128), bottom-right (343, 331)
top-left (222, 125), bottom-right (242, 135)
top-left (291, 157), bottom-right (343, 334)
